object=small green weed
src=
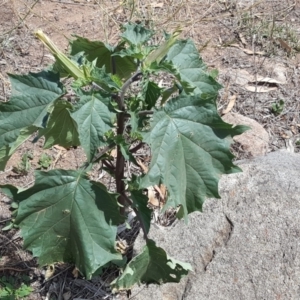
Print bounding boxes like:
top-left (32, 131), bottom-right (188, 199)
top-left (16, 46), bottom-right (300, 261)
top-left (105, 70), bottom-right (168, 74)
top-left (0, 275), bottom-right (33, 300)
top-left (12, 153), bottom-right (33, 175)
top-left (271, 99), bottom-right (284, 116)
top-left (38, 153), bottom-right (52, 169)
top-left (2, 201), bottom-right (19, 231)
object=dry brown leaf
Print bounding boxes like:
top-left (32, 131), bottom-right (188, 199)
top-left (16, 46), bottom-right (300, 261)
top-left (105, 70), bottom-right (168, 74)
top-left (110, 148), bottom-right (117, 158)
top-left (136, 158), bottom-right (149, 173)
top-left (53, 145), bottom-right (67, 151)
top-left (238, 33), bottom-right (247, 46)
top-left (251, 76), bottom-right (286, 85)
top-left (244, 85), bottom-right (277, 93)
top-left (116, 239), bottom-right (128, 254)
top-left (222, 94), bottom-right (237, 115)
top-left (72, 267), bottom-right (79, 278)
top-left (45, 264), bottom-right (55, 280)
top-left (230, 44), bottom-right (265, 55)
top-left (291, 126), bottom-right (297, 135)
top-left (154, 184), bottom-right (165, 201)
top-left (281, 133), bottom-right (290, 139)
top-left (63, 291), bottom-right (72, 300)
top-left (147, 187), bottom-right (160, 207)
top-left (277, 38), bottom-right (292, 54)
top-left (159, 184), bottom-right (167, 200)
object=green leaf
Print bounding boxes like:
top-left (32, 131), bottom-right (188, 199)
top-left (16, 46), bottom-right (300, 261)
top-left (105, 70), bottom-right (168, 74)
top-left (0, 126), bottom-right (37, 171)
top-left (38, 153), bottom-right (52, 169)
top-left (89, 66), bottom-right (121, 91)
top-left (140, 80), bottom-right (162, 109)
top-left (144, 28), bottom-right (182, 67)
top-left (121, 23), bottom-right (153, 46)
top-left (0, 146), bottom-right (10, 171)
top-left (164, 39), bottom-right (222, 96)
top-left (140, 93), bottom-right (248, 217)
top-left (39, 99), bottom-right (80, 149)
top-left (130, 191), bottom-right (151, 234)
top-left (0, 71), bottom-right (64, 148)
top-left (2, 169), bottom-right (124, 279)
top-left (71, 90), bottom-right (116, 161)
top-left (70, 37), bottom-right (136, 79)
top-left (111, 239), bottom-right (192, 291)
top-left (160, 84), bottom-right (179, 106)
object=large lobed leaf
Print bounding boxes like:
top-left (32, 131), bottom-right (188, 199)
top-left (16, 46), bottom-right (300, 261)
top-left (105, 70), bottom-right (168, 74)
top-left (111, 239), bottom-right (192, 291)
top-left (1, 170), bottom-right (124, 279)
top-left (130, 190), bottom-right (152, 234)
top-left (71, 89), bottom-right (116, 161)
top-left (140, 93), bottom-right (248, 217)
top-left (70, 37), bottom-right (136, 79)
top-left (163, 39), bottom-right (222, 97)
top-left (121, 23), bottom-right (153, 46)
top-left (39, 99), bottom-right (80, 149)
top-left (0, 71), bottom-right (64, 170)
top-left (0, 71), bottom-right (64, 146)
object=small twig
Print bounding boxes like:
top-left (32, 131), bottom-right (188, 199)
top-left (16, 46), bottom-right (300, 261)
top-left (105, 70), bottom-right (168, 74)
top-left (129, 142), bottom-right (145, 153)
top-left (92, 143), bottom-right (116, 164)
top-left (0, 0), bottom-right (40, 37)
top-left (123, 194), bottom-right (149, 241)
top-left (102, 159), bottom-right (115, 171)
top-left (0, 267), bottom-right (33, 272)
top-left (138, 110), bottom-right (153, 116)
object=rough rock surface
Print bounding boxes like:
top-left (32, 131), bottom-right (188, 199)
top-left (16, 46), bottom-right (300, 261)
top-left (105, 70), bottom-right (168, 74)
top-left (131, 151), bottom-right (300, 300)
top-left (222, 113), bottom-right (269, 157)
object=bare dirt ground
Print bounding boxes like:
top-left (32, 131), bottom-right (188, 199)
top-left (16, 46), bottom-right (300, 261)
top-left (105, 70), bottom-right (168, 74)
top-left (0, 0), bottom-right (300, 299)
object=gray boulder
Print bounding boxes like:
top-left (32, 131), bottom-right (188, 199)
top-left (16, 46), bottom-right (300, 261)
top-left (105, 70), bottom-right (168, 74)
top-left (131, 151), bottom-right (300, 300)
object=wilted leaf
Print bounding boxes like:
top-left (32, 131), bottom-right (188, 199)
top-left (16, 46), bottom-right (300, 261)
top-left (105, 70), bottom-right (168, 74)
top-left (222, 94), bottom-right (237, 115)
top-left (250, 76), bottom-right (286, 85)
top-left (277, 38), bottom-right (292, 54)
top-left (230, 44), bottom-right (265, 56)
top-left (111, 239), bottom-right (192, 291)
top-left (35, 30), bottom-right (86, 80)
top-left (244, 85), bottom-right (278, 93)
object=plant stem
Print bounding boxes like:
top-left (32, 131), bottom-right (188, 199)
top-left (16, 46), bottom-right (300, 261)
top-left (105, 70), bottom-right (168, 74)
top-left (115, 70), bottom-right (142, 216)
top-left (116, 111), bottom-right (126, 216)
top-left (123, 194), bottom-right (149, 241)
top-left (138, 110), bottom-right (153, 116)
top-left (119, 70), bottom-right (142, 109)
